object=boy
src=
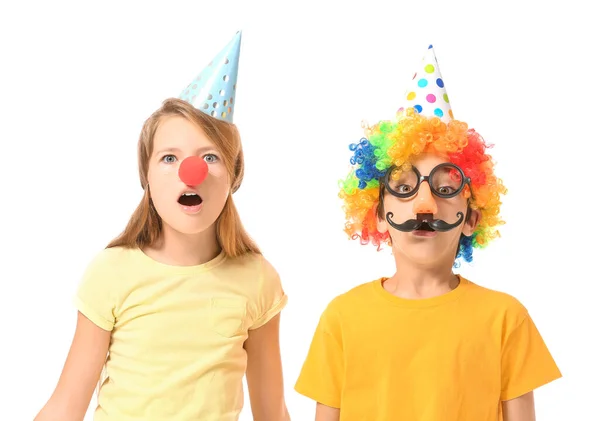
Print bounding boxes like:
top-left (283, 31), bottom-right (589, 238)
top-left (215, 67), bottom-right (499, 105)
top-left (294, 46), bottom-right (561, 421)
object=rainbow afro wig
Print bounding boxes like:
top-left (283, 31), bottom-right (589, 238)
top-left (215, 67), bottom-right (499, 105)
top-left (338, 46), bottom-right (507, 264)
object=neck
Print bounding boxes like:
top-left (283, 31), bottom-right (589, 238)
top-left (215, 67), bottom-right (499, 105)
top-left (384, 250), bottom-right (458, 299)
top-left (144, 223), bottom-right (221, 267)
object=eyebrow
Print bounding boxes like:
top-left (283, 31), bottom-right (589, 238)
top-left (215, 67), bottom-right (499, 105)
top-left (154, 146), bottom-right (217, 156)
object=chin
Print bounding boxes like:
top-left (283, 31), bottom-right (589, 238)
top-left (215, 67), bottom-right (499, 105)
top-left (395, 250), bottom-right (441, 267)
top-left (170, 224), bottom-right (215, 236)
top-left (392, 239), bottom-right (457, 267)
top-left (161, 216), bottom-right (216, 237)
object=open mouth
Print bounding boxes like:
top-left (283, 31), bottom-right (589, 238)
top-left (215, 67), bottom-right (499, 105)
top-left (178, 192), bottom-right (203, 207)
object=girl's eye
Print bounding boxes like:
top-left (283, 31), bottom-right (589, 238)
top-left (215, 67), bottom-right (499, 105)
top-left (162, 154), bottom-right (177, 164)
top-left (204, 154), bottom-right (218, 163)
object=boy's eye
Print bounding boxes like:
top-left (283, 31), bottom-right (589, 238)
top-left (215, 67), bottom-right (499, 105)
top-left (438, 186), bottom-right (455, 195)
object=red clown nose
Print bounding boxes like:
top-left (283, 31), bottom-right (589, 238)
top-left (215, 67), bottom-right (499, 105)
top-left (178, 156), bottom-right (208, 186)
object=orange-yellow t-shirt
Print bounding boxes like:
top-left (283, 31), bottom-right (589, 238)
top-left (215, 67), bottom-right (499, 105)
top-left (294, 276), bottom-right (561, 421)
top-left (74, 246), bottom-right (287, 421)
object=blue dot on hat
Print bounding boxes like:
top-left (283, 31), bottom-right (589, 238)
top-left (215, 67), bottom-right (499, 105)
top-left (436, 78), bottom-right (444, 88)
top-left (418, 78), bottom-right (428, 88)
top-left (434, 108), bottom-right (444, 117)
top-left (414, 104), bottom-right (423, 113)
top-left (428, 45), bottom-right (433, 49)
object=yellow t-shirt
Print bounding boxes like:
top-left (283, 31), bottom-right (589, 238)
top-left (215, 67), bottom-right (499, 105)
top-left (295, 276), bottom-right (561, 421)
top-left (74, 246), bottom-right (287, 421)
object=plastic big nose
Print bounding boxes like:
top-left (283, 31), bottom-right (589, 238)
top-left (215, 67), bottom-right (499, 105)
top-left (178, 156), bottom-right (208, 186)
top-left (413, 183), bottom-right (438, 214)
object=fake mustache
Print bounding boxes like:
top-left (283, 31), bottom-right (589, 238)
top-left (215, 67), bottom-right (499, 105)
top-left (385, 212), bottom-right (465, 233)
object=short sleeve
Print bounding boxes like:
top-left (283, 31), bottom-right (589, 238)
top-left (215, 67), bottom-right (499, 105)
top-left (294, 301), bottom-right (344, 408)
top-left (248, 255), bottom-right (288, 330)
top-left (500, 312), bottom-right (562, 400)
top-left (73, 249), bottom-right (120, 331)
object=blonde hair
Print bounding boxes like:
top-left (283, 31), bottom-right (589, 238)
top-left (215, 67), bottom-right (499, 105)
top-left (106, 98), bottom-right (260, 258)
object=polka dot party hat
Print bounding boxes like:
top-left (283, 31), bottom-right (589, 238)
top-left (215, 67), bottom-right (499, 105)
top-left (397, 45), bottom-right (453, 122)
top-left (179, 31), bottom-right (242, 123)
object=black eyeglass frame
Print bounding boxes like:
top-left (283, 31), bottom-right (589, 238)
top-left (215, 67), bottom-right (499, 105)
top-left (382, 162), bottom-right (473, 200)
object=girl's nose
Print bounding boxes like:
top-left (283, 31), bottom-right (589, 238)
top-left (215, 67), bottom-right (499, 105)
top-left (178, 156), bottom-right (208, 186)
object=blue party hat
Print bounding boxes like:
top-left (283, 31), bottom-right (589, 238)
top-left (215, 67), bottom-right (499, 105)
top-left (397, 45), bottom-right (454, 122)
top-left (179, 31), bottom-right (242, 123)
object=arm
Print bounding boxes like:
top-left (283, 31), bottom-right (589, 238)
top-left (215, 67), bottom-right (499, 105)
top-left (501, 391), bottom-right (536, 421)
top-left (34, 311), bottom-right (111, 421)
top-left (244, 313), bottom-right (290, 421)
top-left (316, 402), bottom-right (340, 421)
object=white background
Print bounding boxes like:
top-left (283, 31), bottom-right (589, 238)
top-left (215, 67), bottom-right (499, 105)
top-left (1, 0), bottom-right (598, 419)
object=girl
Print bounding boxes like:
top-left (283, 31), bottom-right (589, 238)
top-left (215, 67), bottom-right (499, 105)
top-left (34, 32), bottom-right (290, 421)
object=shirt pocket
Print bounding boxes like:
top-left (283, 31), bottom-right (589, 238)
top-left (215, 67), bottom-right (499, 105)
top-left (210, 297), bottom-right (247, 338)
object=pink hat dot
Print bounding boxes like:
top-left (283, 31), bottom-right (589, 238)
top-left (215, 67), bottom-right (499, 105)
top-left (426, 94), bottom-right (436, 103)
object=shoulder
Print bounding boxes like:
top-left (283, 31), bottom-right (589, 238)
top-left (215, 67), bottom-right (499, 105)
top-left (83, 246), bottom-right (135, 275)
top-left (75, 247), bottom-right (139, 319)
top-left (79, 246), bottom-right (148, 290)
top-left (334, 279), bottom-right (378, 305)
top-left (220, 252), bottom-right (283, 291)
top-left (92, 245), bottom-right (142, 263)
top-left (319, 279), bottom-right (379, 320)
top-left (220, 251), bottom-right (269, 278)
top-left (461, 277), bottom-right (529, 326)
